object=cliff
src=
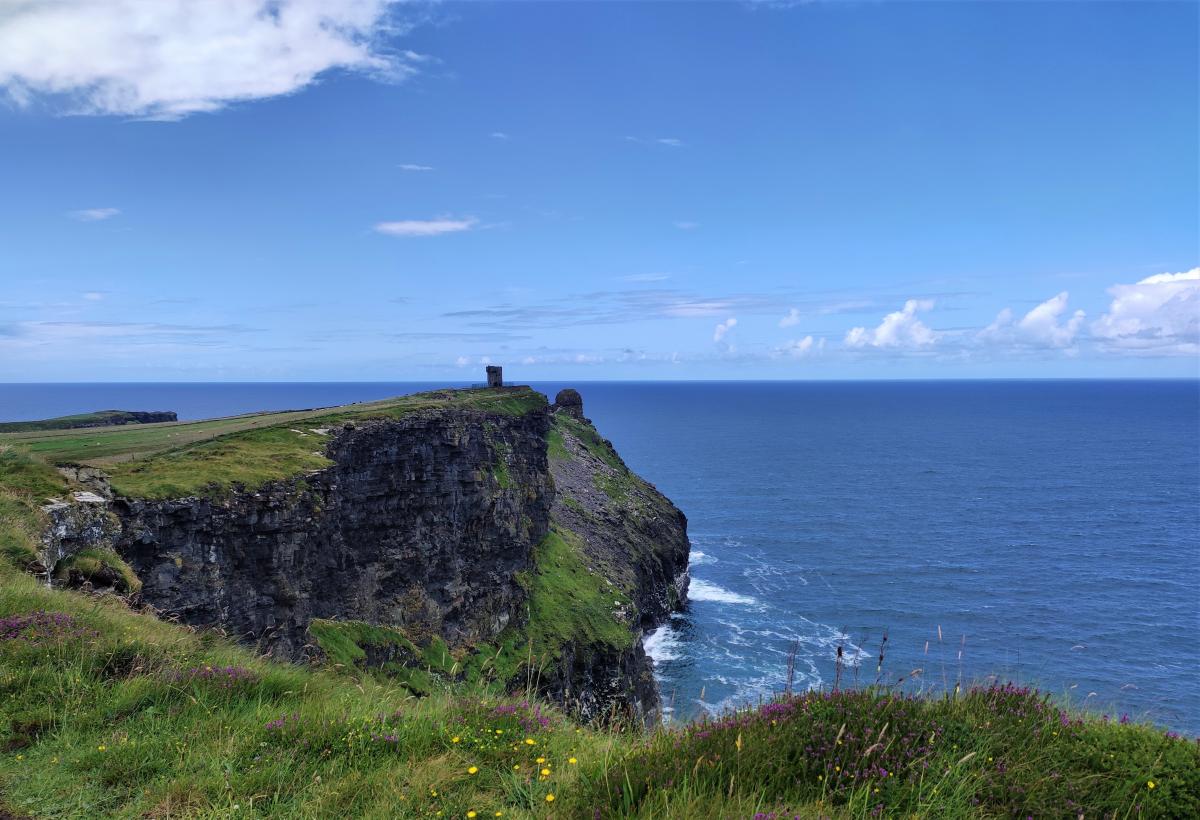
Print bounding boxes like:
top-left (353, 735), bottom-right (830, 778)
top-left (8, 386), bottom-right (689, 723)
top-left (0, 409), bottom-right (177, 432)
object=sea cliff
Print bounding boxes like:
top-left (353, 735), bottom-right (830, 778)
top-left (21, 386), bottom-right (690, 723)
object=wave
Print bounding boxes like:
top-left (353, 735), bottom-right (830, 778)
top-left (689, 550), bottom-right (717, 566)
top-left (688, 578), bottom-right (757, 606)
top-left (643, 623), bottom-right (682, 664)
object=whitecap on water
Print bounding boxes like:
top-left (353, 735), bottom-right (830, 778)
top-left (688, 578), bottom-right (757, 606)
top-left (689, 550), bottom-right (717, 566)
top-left (643, 623), bottom-right (682, 663)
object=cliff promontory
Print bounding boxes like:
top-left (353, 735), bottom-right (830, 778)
top-left (4, 385), bottom-right (689, 723)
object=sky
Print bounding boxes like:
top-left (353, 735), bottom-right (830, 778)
top-left (0, 0), bottom-right (1197, 382)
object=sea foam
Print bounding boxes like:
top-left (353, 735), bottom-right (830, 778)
top-left (688, 578), bottom-right (757, 606)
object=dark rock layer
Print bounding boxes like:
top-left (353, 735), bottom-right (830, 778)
top-left (114, 408), bottom-right (552, 659)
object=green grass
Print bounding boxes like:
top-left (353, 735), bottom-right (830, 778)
top-left (550, 415), bottom-right (623, 471)
top-left (0, 387), bottom-right (547, 501)
top-left (2, 559), bottom-right (1196, 819)
top-left (521, 528), bottom-right (633, 658)
top-left (569, 686), bottom-right (1200, 818)
top-left (310, 528), bottom-right (634, 696)
top-left (52, 548), bottom-right (142, 594)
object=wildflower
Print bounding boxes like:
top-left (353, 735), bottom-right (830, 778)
top-left (536, 756), bottom-right (546, 764)
top-left (513, 764), bottom-right (520, 770)
top-left (98, 745), bottom-right (106, 752)
top-left (467, 813), bottom-right (477, 818)
top-left (545, 794), bottom-right (555, 803)
top-left (468, 766), bottom-right (479, 775)
top-left (568, 757), bottom-right (577, 765)
top-left (541, 768), bottom-right (550, 776)
top-left (525, 738), bottom-right (536, 745)
top-left (452, 736), bottom-right (461, 743)
top-left (15, 755), bottom-right (23, 761)
top-left (1147, 781), bottom-right (1156, 790)
top-left (495, 729), bottom-right (503, 734)
top-left (495, 813), bottom-right (504, 817)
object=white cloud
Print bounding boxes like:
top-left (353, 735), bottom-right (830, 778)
top-left (0, 0), bottom-right (414, 119)
top-left (455, 355), bottom-right (469, 367)
top-left (69, 207), bottom-right (120, 221)
top-left (398, 164), bottom-right (434, 172)
top-left (1092, 268), bottom-right (1199, 356)
top-left (373, 217), bottom-right (478, 237)
top-left (845, 299), bottom-right (937, 349)
top-left (480, 356), bottom-right (491, 365)
top-left (656, 137), bottom-right (684, 147)
top-left (82, 292), bottom-right (106, 301)
top-left (1018, 292), bottom-right (1085, 348)
top-left (673, 220), bottom-right (699, 230)
top-left (713, 317), bottom-right (737, 343)
top-left (775, 335), bottom-right (824, 359)
top-left (521, 356), bottom-right (537, 365)
top-left (976, 293), bottom-right (1084, 351)
top-left (490, 132), bottom-right (509, 139)
top-left (779, 307), bottom-right (800, 328)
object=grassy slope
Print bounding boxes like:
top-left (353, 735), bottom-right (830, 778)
top-left (2, 564), bottom-right (1196, 819)
top-left (0, 388), bottom-right (545, 500)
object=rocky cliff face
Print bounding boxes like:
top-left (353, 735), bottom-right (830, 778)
top-left (115, 407), bottom-right (552, 659)
top-left (34, 387), bottom-right (689, 723)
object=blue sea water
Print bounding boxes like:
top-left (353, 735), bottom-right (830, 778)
top-left (2, 380), bottom-right (1197, 734)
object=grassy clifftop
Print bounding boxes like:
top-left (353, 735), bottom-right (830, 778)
top-left (0, 387), bottom-right (545, 500)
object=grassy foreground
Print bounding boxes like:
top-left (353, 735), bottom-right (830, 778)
top-left (2, 557), bottom-right (1196, 819)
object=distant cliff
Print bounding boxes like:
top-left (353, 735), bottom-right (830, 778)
top-left (31, 387), bottom-right (689, 723)
top-left (0, 410), bottom-right (177, 432)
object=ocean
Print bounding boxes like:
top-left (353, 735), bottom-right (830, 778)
top-left (2, 380), bottom-right (1197, 734)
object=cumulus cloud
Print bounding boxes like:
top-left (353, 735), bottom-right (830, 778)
top-left (779, 308), bottom-right (800, 328)
top-left (374, 217), bottom-right (478, 237)
top-left (980, 292), bottom-right (1085, 350)
top-left (775, 335), bottom-right (824, 359)
top-left (1092, 268), bottom-right (1199, 356)
top-left (845, 299), bottom-right (938, 349)
top-left (0, 0), bottom-right (414, 119)
top-left (713, 317), bottom-right (738, 343)
top-left (69, 207), bottom-right (120, 221)
top-left (398, 163), bottom-right (434, 172)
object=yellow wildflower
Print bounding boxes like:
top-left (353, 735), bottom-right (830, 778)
top-left (1148, 781), bottom-right (1156, 790)
top-left (467, 813), bottom-right (477, 818)
top-left (568, 757), bottom-right (578, 765)
top-left (536, 757), bottom-right (546, 764)
top-left (545, 794), bottom-right (555, 803)
top-left (452, 736), bottom-right (461, 743)
top-left (541, 768), bottom-right (551, 776)
top-left (525, 738), bottom-right (536, 745)
top-left (98, 745), bottom-right (107, 752)
top-left (468, 766), bottom-right (479, 775)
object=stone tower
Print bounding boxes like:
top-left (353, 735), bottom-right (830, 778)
top-left (485, 365), bottom-right (503, 388)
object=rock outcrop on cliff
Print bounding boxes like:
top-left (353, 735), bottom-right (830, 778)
top-left (27, 386), bottom-right (689, 723)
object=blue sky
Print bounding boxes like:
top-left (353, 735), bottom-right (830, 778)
top-left (0, 0), bottom-right (1196, 381)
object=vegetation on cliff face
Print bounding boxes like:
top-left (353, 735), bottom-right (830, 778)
top-left (2, 562), bottom-right (1197, 819)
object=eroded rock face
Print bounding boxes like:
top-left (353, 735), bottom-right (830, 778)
top-left (114, 408), bottom-right (553, 659)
